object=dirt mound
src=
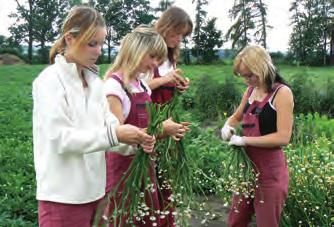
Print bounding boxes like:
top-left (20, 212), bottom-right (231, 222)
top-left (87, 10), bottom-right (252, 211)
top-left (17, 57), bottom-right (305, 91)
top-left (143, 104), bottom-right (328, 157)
top-left (0, 54), bottom-right (25, 65)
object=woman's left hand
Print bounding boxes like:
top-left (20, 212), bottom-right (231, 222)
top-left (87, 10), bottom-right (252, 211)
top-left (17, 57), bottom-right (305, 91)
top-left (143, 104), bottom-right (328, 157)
top-left (176, 77), bottom-right (190, 93)
top-left (140, 131), bottom-right (156, 153)
top-left (228, 135), bottom-right (246, 146)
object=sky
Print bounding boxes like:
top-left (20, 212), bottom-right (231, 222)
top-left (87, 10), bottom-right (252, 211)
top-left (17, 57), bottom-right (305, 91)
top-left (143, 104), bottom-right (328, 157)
top-left (0, 0), bottom-right (293, 52)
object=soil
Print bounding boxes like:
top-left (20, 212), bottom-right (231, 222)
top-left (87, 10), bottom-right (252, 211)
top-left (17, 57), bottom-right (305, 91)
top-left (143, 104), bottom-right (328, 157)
top-left (0, 53), bottom-right (25, 65)
top-left (189, 195), bottom-right (256, 227)
top-left (189, 195), bottom-right (228, 227)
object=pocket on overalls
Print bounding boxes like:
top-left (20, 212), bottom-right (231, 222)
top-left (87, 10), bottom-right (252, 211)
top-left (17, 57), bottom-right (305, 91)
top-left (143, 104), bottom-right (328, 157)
top-left (260, 155), bottom-right (283, 184)
top-left (242, 113), bottom-right (259, 137)
top-left (136, 103), bottom-right (148, 128)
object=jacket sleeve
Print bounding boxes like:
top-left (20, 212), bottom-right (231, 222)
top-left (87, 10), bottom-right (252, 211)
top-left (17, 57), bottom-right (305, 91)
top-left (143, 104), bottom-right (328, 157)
top-left (33, 77), bottom-right (119, 155)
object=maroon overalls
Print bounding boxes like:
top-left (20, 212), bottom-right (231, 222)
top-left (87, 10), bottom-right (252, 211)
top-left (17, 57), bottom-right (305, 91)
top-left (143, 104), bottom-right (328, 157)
top-left (228, 84), bottom-right (289, 227)
top-left (151, 66), bottom-right (176, 227)
top-left (105, 74), bottom-right (161, 226)
top-left (151, 67), bottom-right (176, 105)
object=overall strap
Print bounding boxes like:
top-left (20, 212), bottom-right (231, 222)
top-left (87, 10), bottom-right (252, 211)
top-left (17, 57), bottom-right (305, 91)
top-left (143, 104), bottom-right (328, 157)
top-left (109, 74), bottom-right (124, 86)
top-left (108, 73), bottom-right (131, 96)
top-left (139, 81), bottom-right (148, 92)
top-left (246, 86), bottom-right (255, 99)
top-left (270, 84), bottom-right (285, 103)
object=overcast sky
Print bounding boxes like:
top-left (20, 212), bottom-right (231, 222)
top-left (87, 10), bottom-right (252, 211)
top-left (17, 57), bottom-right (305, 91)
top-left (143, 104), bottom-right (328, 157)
top-left (0, 0), bottom-right (293, 52)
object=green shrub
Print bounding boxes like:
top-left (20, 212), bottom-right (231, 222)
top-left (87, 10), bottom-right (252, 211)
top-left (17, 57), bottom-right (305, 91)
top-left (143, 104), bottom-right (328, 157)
top-left (193, 74), bottom-right (242, 121)
top-left (290, 72), bottom-right (320, 114)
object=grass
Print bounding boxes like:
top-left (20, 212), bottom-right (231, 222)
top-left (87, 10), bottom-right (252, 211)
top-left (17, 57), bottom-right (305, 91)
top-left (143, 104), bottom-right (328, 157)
top-left (0, 63), bottom-right (333, 226)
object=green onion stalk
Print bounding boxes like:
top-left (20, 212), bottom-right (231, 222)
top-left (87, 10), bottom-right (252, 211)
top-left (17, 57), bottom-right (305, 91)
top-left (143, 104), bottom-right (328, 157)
top-left (220, 142), bottom-right (261, 212)
top-left (93, 102), bottom-right (167, 227)
top-left (155, 91), bottom-right (196, 226)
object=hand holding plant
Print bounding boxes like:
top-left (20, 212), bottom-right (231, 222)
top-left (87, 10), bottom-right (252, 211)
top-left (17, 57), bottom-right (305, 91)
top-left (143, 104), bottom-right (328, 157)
top-left (94, 102), bottom-right (166, 227)
top-left (221, 141), bottom-right (260, 212)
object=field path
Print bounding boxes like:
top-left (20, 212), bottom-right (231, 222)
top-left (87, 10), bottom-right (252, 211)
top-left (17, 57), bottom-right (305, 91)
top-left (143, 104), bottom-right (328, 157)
top-left (189, 196), bottom-right (228, 227)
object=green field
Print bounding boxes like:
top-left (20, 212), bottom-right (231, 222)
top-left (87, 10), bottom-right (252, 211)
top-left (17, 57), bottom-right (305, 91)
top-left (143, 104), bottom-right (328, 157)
top-left (0, 64), bottom-right (333, 226)
top-left (1, 63), bottom-right (333, 82)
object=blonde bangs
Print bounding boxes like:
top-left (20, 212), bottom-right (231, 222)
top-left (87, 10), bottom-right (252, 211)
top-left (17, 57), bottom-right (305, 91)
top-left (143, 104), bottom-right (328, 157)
top-left (73, 24), bottom-right (96, 50)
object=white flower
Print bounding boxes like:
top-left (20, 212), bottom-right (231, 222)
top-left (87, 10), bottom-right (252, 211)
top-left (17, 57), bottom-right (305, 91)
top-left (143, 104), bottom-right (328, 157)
top-left (150, 216), bottom-right (156, 221)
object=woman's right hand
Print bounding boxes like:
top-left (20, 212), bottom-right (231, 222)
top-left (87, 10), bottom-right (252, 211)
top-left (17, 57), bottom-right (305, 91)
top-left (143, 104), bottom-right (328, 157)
top-left (164, 70), bottom-right (188, 86)
top-left (220, 123), bottom-right (236, 141)
top-left (162, 118), bottom-right (190, 141)
top-left (116, 124), bottom-right (155, 153)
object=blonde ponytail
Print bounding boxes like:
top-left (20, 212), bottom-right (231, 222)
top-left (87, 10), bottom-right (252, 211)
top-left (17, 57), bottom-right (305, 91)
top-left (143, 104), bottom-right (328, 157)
top-left (49, 6), bottom-right (105, 64)
top-left (49, 36), bottom-right (66, 64)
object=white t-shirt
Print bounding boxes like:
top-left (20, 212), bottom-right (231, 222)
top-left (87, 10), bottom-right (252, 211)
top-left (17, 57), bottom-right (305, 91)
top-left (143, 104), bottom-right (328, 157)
top-left (104, 73), bottom-right (151, 156)
top-left (157, 60), bottom-right (174, 77)
top-left (104, 73), bottom-right (151, 119)
top-left (143, 60), bottom-right (174, 83)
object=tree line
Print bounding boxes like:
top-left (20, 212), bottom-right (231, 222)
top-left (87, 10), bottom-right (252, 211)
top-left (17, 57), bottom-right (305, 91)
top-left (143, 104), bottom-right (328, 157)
top-left (0, 0), bottom-right (333, 66)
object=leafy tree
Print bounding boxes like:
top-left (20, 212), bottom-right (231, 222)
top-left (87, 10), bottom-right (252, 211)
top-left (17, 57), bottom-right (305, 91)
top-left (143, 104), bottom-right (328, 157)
top-left (95, 0), bottom-right (155, 63)
top-left (226, 0), bottom-right (254, 51)
top-left (181, 37), bottom-right (191, 65)
top-left (68, 0), bottom-right (82, 7)
top-left (289, 0), bottom-right (304, 63)
top-left (33, 0), bottom-right (69, 63)
top-left (9, 0), bottom-right (35, 63)
top-left (320, 0), bottom-right (334, 65)
top-left (154, 0), bottom-right (175, 13)
top-left (192, 0), bottom-right (208, 59)
top-left (194, 18), bottom-right (223, 63)
top-left (9, 0), bottom-right (69, 64)
top-left (289, 0), bottom-right (334, 65)
top-left (191, 0), bottom-right (223, 63)
top-left (252, 0), bottom-right (271, 48)
top-left (123, 0), bottom-right (155, 29)
top-left (331, 29), bottom-right (334, 64)
top-left (225, 0), bottom-right (270, 50)
top-left (0, 35), bottom-right (5, 47)
top-left (94, 0), bottom-right (124, 63)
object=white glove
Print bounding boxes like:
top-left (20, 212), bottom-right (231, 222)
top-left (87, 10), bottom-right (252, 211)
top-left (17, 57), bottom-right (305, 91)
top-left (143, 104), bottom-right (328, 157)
top-left (228, 135), bottom-right (246, 146)
top-left (220, 123), bottom-right (236, 141)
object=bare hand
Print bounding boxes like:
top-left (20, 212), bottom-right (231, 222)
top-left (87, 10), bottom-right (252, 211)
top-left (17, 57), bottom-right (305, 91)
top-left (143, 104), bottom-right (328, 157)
top-left (139, 129), bottom-right (156, 153)
top-left (163, 118), bottom-right (190, 141)
top-left (176, 77), bottom-right (190, 92)
top-left (116, 124), bottom-right (155, 150)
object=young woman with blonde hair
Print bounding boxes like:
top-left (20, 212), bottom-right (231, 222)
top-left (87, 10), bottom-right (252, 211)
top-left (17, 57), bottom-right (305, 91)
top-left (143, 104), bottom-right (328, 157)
top-left (33, 6), bottom-right (155, 227)
top-left (145, 7), bottom-right (193, 226)
top-left (221, 44), bottom-right (294, 227)
top-left (104, 25), bottom-right (187, 226)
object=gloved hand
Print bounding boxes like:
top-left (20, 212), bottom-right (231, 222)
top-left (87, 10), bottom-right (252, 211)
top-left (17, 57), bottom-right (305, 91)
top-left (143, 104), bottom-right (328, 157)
top-left (220, 123), bottom-right (236, 141)
top-left (228, 135), bottom-right (246, 146)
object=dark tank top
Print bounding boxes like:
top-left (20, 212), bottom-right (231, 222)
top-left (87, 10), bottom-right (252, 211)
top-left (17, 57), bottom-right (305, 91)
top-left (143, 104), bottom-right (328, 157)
top-left (243, 86), bottom-right (283, 135)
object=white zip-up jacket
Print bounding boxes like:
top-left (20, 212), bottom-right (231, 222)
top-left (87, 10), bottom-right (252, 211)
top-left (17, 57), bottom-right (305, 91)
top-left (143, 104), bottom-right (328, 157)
top-left (33, 55), bottom-right (119, 204)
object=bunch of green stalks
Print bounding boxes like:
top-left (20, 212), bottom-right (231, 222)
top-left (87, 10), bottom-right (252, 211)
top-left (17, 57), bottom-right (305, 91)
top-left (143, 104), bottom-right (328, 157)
top-left (220, 143), bottom-right (260, 212)
top-left (93, 102), bottom-right (166, 227)
top-left (155, 91), bottom-right (196, 225)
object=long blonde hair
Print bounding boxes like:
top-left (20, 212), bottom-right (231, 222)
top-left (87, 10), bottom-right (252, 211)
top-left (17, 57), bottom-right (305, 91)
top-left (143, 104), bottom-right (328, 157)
top-left (155, 7), bottom-right (193, 64)
top-left (106, 25), bottom-right (167, 88)
top-left (49, 6), bottom-right (105, 64)
top-left (233, 45), bottom-right (277, 91)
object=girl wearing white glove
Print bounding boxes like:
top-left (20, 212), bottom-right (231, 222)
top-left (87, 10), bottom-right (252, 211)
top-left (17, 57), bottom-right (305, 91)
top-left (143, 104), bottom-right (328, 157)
top-left (222, 45), bottom-right (294, 227)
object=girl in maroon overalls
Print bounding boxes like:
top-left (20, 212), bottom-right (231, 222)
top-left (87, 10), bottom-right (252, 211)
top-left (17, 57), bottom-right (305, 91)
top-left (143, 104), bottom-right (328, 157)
top-left (220, 45), bottom-right (294, 227)
top-left (103, 26), bottom-right (188, 226)
top-left (146, 7), bottom-right (193, 226)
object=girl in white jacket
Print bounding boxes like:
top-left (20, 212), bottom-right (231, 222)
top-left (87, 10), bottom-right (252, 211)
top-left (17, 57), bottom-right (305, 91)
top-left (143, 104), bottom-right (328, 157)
top-left (32, 6), bottom-right (155, 227)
